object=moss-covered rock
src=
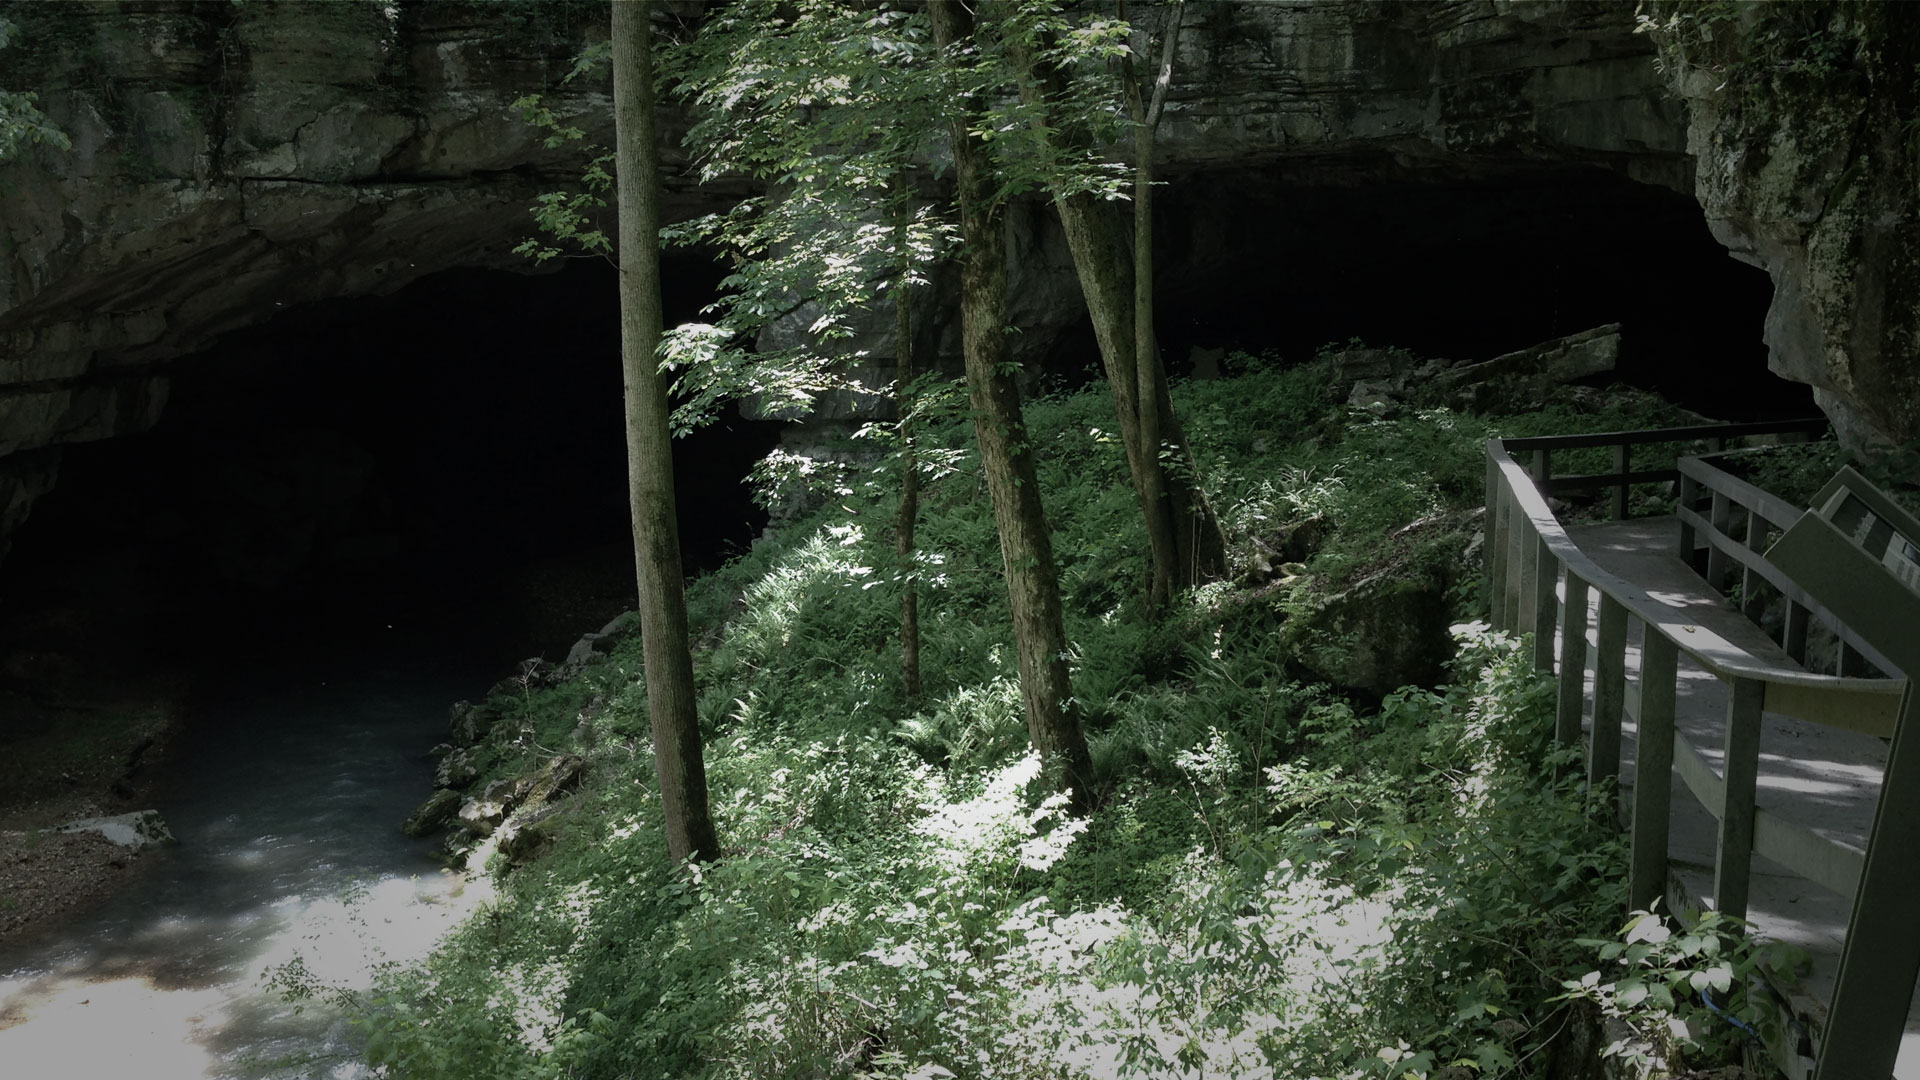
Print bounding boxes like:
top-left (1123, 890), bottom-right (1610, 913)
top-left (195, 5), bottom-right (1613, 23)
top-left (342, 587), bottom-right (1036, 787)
top-left (1646, 0), bottom-right (1920, 446)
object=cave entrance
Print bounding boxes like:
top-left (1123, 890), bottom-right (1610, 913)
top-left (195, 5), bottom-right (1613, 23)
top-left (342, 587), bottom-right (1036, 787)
top-left (0, 257), bottom-right (781, 687)
top-left (1148, 163), bottom-right (1810, 420)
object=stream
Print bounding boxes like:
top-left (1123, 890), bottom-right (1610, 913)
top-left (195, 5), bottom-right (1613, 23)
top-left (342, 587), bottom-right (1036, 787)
top-left (0, 642), bottom-right (496, 1079)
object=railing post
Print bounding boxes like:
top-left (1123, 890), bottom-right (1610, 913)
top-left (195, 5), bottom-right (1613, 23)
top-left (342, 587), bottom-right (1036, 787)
top-left (1533, 533), bottom-right (1558, 673)
top-left (1784, 601), bottom-right (1810, 664)
top-left (1556, 574), bottom-right (1590, 747)
top-left (1531, 448), bottom-right (1552, 487)
top-left (1742, 512), bottom-right (1769, 622)
top-left (1518, 515), bottom-right (1539, 639)
top-left (1484, 452), bottom-right (1499, 581)
top-left (1813, 685), bottom-right (1920, 1080)
top-left (1590, 594), bottom-right (1628, 788)
top-left (1706, 490), bottom-right (1734, 590)
top-left (1505, 495), bottom-right (1527, 634)
top-left (1611, 443), bottom-right (1631, 521)
top-left (1840, 640), bottom-right (1869, 678)
top-left (1677, 471), bottom-right (1699, 570)
top-left (1491, 482), bottom-right (1512, 630)
top-left (1630, 631), bottom-right (1678, 913)
top-left (1715, 677), bottom-right (1764, 922)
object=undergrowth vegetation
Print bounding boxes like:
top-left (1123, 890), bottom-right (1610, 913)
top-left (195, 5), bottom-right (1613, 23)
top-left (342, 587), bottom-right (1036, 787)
top-left (316, 358), bottom-right (1775, 1079)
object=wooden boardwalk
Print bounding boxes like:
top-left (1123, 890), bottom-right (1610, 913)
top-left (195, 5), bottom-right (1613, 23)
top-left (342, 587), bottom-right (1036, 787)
top-left (1562, 516), bottom-right (1918, 1078)
top-left (1485, 420), bottom-right (1920, 1079)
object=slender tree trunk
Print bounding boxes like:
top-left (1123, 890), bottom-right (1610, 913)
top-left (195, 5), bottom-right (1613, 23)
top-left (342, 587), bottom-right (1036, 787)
top-left (931, 0), bottom-right (1093, 809)
top-left (894, 185), bottom-right (922, 702)
top-left (613, 0), bottom-right (719, 868)
top-left (1129, 50), bottom-right (1167, 608)
top-left (1123, 2), bottom-right (1220, 601)
top-left (1005, 11), bottom-right (1224, 611)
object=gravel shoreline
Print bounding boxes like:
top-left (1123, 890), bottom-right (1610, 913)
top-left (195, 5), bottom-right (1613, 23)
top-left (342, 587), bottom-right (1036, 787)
top-left (0, 692), bottom-right (180, 952)
top-left (0, 829), bottom-right (160, 946)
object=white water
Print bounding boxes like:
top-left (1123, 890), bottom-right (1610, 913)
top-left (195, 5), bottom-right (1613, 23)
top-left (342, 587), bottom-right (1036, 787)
top-left (0, 657), bottom-right (494, 1079)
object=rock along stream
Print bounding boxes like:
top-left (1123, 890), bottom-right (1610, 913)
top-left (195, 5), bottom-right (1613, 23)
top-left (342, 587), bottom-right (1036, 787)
top-left (0, 643), bottom-right (495, 1079)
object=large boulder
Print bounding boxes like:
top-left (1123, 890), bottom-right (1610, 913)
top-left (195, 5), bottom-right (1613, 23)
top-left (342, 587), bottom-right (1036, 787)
top-left (1288, 570), bottom-right (1457, 699)
top-left (453, 754), bottom-right (588, 844)
top-left (561, 610), bottom-right (640, 671)
top-left (447, 700), bottom-right (495, 748)
top-left (402, 788), bottom-right (462, 838)
top-left (434, 747), bottom-right (479, 790)
top-left (55, 809), bottom-right (175, 851)
top-left (1426, 324), bottom-right (1622, 412)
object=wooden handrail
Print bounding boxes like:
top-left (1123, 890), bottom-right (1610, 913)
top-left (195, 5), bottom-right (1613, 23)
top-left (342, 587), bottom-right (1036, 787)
top-left (1500, 417), bottom-right (1828, 452)
top-left (1680, 453), bottom-right (1810, 534)
top-left (1505, 416), bottom-right (1827, 522)
top-left (1488, 428), bottom-right (1909, 1080)
top-left (1487, 442), bottom-right (1900, 699)
top-left (1487, 439), bottom-right (1902, 904)
top-left (1676, 452), bottom-right (1899, 678)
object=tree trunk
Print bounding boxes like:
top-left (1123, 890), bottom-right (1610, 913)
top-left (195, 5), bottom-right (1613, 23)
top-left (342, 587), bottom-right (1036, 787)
top-left (894, 186), bottom-right (922, 702)
top-left (613, 0), bottom-right (719, 868)
top-left (1124, 3), bottom-right (1221, 601)
top-left (1005, 15), bottom-right (1225, 611)
top-left (931, 0), bottom-right (1094, 809)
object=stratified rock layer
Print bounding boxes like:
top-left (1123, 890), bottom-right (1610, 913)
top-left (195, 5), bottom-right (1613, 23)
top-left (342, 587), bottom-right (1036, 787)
top-left (0, 0), bottom-right (1899, 551)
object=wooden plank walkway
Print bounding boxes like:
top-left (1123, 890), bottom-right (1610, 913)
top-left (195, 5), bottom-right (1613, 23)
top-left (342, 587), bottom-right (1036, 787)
top-left (1561, 516), bottom-right (1919, 1078)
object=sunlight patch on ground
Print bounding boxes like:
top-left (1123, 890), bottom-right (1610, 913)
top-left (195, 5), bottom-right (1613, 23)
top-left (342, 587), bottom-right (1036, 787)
top-left (0, 867), bottom-right (494, 1080)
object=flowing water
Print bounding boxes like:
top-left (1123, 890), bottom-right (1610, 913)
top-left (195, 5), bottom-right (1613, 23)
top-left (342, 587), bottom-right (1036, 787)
top-left (0, 645), bottom-right (496, 1079)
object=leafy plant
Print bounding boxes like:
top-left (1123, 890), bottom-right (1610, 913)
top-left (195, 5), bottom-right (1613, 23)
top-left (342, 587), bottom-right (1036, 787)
top-left (328, 355), bottom-right (1748, 1080)
top-left (1558, 907), bottom-right (1808, 1074)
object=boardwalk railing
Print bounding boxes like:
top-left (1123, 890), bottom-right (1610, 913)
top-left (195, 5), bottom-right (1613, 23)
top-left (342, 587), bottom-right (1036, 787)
top-left (1484, 424), bottom-right (1908, 1078)
top-left (1678, 450), bottom-right (1896, 682)
top-left (1501, 417), bottom-right (1827, 521)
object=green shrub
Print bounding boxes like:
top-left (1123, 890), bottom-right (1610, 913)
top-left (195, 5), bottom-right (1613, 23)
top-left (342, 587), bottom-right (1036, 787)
top-left (319, 358), bottom-right (1751, 1079)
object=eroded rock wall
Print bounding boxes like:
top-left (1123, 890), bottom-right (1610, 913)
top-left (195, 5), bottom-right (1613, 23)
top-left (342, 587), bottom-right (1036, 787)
top-left (0, 0), bottom-right (629, 550)
top-left (7, 0), bottom-right (1885, 555)
top-left (1646, 0), bottom-right (1920, 447)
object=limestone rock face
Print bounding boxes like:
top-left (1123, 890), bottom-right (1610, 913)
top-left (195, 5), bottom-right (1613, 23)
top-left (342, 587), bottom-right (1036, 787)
top-left (1150, 1), bottom-right (1690, 189)
top-left (1646, 3), bottom-right (1920, 446)
top-left (0, 1), bottom-right (632, 546)
top-left (0, 0), bottom-right (1897, 554)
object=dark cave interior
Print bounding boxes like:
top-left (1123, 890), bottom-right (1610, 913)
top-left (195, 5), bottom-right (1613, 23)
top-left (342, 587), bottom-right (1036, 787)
top-left (0, 165), bottom-right (1814, 697)
top-left (1149, 164), bottom-right (1812, 421)
top-left (0, 256), bottom-right (783, 679)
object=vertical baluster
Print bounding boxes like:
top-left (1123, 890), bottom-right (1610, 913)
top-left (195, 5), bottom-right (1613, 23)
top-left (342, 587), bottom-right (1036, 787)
top-left (1557, 574), bottom-right (1591, 747)
top-left (1715, 677), bottom-right (1764, 922)
top-left (1630, 632), bottom-right (1679, 912)
top-left (1506, 493), bottom-right (1527, 634)
top-left (1742, 512), bottom-right (1769, 622)
top-left (1677, 472), bottom-right (1700, 570)
top-left (1611, 443), bottom-right (1631, 521)
top-left (1784, 601), bottom-right (1810, 664)
top-left (1517, 515), bottom-right (1539, 639)
top-left (1706, 491), bottom-right (1733, 590)
top-left (1590, 594), bottom-right (1628, 787)
top-left (1840, 640), bottom-right (1869, 678)
top-left (1484, 453), bottom-right (1499, 581)
top-left (1532, 448), bottom-right (1552, 487)
top-left (1491, 483), bottom-right (1512, 630)
top-left (1533, 533), bottom-right (1558, 673)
